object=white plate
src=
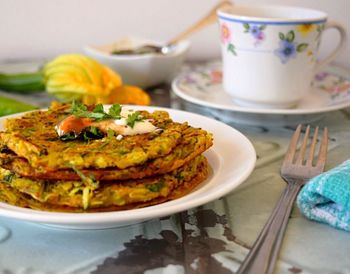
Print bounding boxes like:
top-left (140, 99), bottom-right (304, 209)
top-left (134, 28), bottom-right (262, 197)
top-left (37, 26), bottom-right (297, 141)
top-left (0, 106), bottom-right (256, 229)
top-left (172, 64), bottom-right (350, 126)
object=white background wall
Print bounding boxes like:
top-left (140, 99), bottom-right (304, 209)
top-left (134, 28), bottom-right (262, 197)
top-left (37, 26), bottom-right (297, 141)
top-left (0, 0), bottom-right (349, 68)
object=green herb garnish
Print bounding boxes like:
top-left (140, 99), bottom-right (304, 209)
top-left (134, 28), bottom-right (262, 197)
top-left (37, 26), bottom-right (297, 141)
top-left (126, 111), bottom-right (144, 128)
top-left (93, 104), bottom-right (105, 114)
top-left (59, 126), bottom-right (104, 142)
top-left (69, 101), bottom-right (122, 121)
top-left (145, 179), bottom-right (165, 192)
top-left (3, 172), bottom-right (15, 183)
top-left (108, 104), bottom-right (122, 118)
top-left (107, 129), bottom-right (115, 138)
top-left (82, 126), bottom-right (104, 141)
top-left (69, 101), bottom-right (144, 127)
top-left (60, 132), bottom-right (78, 141)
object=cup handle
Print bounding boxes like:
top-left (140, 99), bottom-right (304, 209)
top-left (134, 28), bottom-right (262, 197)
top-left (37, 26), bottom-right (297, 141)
top-left (315, 20), bottom-right (347, 71)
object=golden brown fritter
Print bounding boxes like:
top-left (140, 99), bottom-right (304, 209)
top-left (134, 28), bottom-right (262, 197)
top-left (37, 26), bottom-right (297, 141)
top-left (0, 126), bottom-right (212, 180)
top-left (0, 156), bottom-right (208, 212)
top-left (1, 104), bottom-right (207, 169)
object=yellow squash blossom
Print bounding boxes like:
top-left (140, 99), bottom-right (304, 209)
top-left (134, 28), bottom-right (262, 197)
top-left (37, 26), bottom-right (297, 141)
top-left (43, 54), bottom-right (150, 105)
top-left (108, 85), bottom-right (151, 105)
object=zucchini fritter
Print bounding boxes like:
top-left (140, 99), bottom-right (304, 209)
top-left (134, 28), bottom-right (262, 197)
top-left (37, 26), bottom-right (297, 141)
top-left (1, 108), bottom-right (188, 169)
top-left (0, 156), bottom-right (208, 212)
top-left (0, 126), bottom-right (212, 180)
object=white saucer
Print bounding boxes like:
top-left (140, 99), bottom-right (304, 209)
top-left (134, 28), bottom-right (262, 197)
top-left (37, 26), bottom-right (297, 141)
top-left (172, 63), bottom-right (350, 126)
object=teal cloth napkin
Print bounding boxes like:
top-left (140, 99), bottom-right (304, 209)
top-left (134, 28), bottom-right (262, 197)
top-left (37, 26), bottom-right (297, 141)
top-left (297, 160), bottom-right (350, 231)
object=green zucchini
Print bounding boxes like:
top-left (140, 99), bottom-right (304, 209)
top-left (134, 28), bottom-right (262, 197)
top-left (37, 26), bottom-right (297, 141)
top-left (0, 71), bottom-right (45, 93)
top-left (0, 95), bottom-right (37, 116)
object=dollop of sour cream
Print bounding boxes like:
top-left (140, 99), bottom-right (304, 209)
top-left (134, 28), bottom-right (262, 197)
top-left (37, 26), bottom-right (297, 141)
top-left (113, 117), bottom-right (156, 135)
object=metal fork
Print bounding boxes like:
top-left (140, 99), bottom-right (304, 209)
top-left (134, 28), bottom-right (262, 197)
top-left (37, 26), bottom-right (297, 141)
top-left (236, 124), bottom-right (328, 274)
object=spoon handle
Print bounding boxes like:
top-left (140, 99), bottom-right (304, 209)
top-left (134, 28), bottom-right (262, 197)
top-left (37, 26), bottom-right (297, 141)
top-left (167, 0), bottom-right (233, 45)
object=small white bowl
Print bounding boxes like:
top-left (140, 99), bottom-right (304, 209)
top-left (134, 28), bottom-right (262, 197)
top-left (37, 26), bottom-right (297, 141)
top-left (83, 38), bottom-right (190, 88)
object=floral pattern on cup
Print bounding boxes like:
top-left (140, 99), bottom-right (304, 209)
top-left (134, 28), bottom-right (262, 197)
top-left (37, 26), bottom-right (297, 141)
top-left (220, 23), bottom-right (237, 56)
top-left (296, 24), bottom-right (316, 37)
top-left (274, 30), bottom-right (308, 64)
top-left (306, 49), bottom-right (316, 63)
top-left (296, 23), bottom-right (321, 63)
top-left (221, 23), bottom-right (230, 43)
top-left (243, 23), bottom-right (267, 46)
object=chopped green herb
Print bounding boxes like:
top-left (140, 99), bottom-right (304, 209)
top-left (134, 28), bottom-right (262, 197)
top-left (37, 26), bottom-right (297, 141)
top-left (60, 127), bottom-right (104, 141)
top-left (3, 172), bottom-right (15, 183)
top-left (69, 101), bottom-right (145, 128)
top-left (69, 100), bottom-right (87, 114)
top-left (60, 132), bottom-right (78, 141)
top-left (126, 111), bottom-right (144, 128)
top-left (93, 104), bottom-right (105, 114)
top-left (68, 101), bottom-right (97, 119)
top-left (107, 129), bottom-right (115, 138)
top-left (108, 104), bottom-right (122, 119)
top-left (69, 101), bottom-right (123, 121)
top-left (90, 126), bottom-right (101, 136)
top-left (146, 180), bottom-right (165, 192)
top-left (82, 126), bottom-right (104, 141)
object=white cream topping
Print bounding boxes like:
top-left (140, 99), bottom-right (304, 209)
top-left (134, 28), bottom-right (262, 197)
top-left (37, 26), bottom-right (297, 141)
top-left (117, 119), bottom-right (157, 135)
top-left (109, 110), bottom-right (157, 136)
top-left (56, 108), bottom-right (157, 138)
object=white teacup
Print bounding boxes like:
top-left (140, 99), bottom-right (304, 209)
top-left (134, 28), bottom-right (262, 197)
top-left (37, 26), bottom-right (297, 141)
top-left (217, 5), bottom-right (347, 108)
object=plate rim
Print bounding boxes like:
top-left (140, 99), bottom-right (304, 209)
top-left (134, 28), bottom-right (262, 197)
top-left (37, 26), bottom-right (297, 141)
top-left (0, 106), bottom-right (256, 228)
top-left (172, 64), bottom-right (350, 115)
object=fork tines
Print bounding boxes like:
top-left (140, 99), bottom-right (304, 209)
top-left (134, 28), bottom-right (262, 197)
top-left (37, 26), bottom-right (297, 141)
top-left (282, 124), bottom-right (328, 172)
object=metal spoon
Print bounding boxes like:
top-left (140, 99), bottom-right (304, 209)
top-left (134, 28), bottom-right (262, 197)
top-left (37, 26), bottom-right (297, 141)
top-left (111, 0), bottom-right (233, 55)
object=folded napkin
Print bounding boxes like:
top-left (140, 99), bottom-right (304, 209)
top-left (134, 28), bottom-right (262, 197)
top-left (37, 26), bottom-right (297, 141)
top-left (297, 160), bottom-right (350, 231)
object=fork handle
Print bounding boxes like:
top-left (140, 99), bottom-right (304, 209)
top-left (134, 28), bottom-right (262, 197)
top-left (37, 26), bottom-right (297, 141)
top-left (236, 181), bottom-right (302, 274)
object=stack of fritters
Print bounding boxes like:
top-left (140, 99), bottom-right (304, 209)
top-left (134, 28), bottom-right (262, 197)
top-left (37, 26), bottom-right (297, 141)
top-left (0, 103), bottom-right (213, 212)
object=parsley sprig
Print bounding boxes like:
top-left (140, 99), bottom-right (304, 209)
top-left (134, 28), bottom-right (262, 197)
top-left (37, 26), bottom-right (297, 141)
top-left (126, 111), bottom-right (144, 128)
top-left (69, 101), bottom-right (122, 121)
top-left (68, 102), bottom-right (145, 128)
top-left (60, 126), bottom-right (104, 141)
